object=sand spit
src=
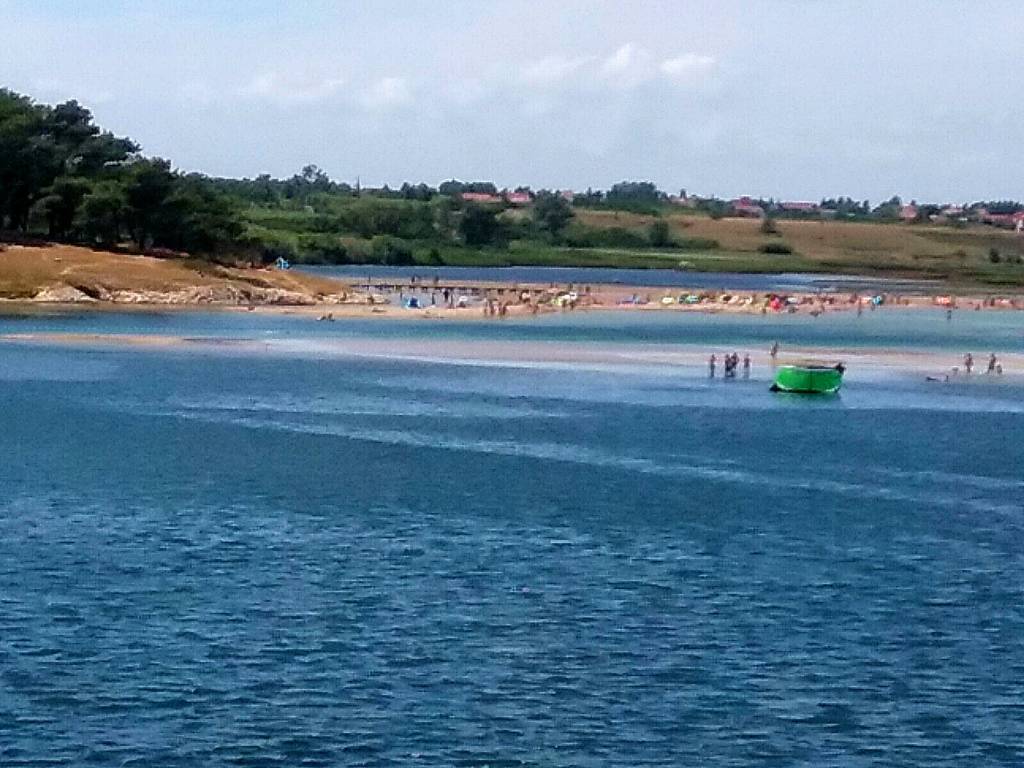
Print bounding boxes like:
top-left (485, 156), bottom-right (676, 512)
top-left (3, 330), bottom-right (1020, 383)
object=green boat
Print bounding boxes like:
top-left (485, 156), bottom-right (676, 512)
top-left (770, 362), bottom-right (845, 394)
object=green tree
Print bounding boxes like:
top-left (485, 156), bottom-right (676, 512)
top-left (159, 178), bottom-right (243, 255)
top-left (371, 235), bottom-right (414, 265)
top-left (458, 204), bottom-right (503, 246)
top-left (34, 176), bottom-right (91, 238)
top-left (80, 182), bottom-right (128, 246)
top-left (432, 195), bottom-right (457, 241)
top-left (0, 89), bottom-right (52, 230)
top-left (606, 181), bottom-right (663, 204)
top-left (648, 218), bottom-right (673, 247)
top-left (123, 158), bottom-right (175, 248)
top-left (532, 190), bottom-right (574, 241)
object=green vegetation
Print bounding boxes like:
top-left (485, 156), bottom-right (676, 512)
top-left (759, 242), bottom-right (794, 255)
top-left (3, 87), bottom-right (1024, 285)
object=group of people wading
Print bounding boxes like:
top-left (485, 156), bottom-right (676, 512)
top-left (709, 352), bottom-right (751, 379)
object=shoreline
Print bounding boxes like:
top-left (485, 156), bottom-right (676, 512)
top-left (3, 281), bottom-right (1024, 321)
top-left (3, 244), bottom-right (1024, 319)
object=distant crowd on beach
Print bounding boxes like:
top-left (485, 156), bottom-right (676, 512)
top-left (323, 273), bottom-right (1024, 319)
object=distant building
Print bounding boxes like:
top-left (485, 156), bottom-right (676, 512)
top-left (730, 196), bottom-right (765, 218)
top-left (559, 190), bottom-right (575, 203)
top-left (978, 208), bottom-right (1024, 228)
top-left (778, 201), bottom-right (819, 213)
top-left (504, 191), bottom-right (533, 205)
top-left (460, 192), bottom-right (502, 204)
top-left (669, 194), bottom-right (697, 208)
top-left (899, 204), bottom-right (918, 222)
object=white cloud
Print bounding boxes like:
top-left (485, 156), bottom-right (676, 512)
top-left (600, 43), bottom-right (656, 88)
top-left (239, 72), bottom-right (346, 104)
top-left (360, 77), bottom-right (411, 109)
top-left (521, 55), bottom-right (593, 86)
top-left (661, 53), bottom-right (716, 80)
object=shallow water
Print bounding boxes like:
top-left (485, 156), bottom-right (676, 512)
top-left (1, 313), bottom-right (1023, 766)
top-left (2, 305), bottom-right (1022, 352)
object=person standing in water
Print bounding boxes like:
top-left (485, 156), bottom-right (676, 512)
top-left (770, 342), bottom-right (779, 365)
top-left (743, 354), bottom-right (751, 379)
top-left (709, 354), bottom-right (717, 378)
top-left (964, 353), bottom-right (974, 374)
top-left (987, 353), bottom-right (998, 374)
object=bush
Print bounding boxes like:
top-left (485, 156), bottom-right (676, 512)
top-left (675, 237), bottom-right (720, 251)
top-left (759, 242), bottom-right (793, 255)
top-left (648, 219), bottom-right (673, 248)
top-left (296, 234), bottom-right (350, 264)
top-left (989, 247), bottom-right (1002, 264)
top-left (564, 223), bottom-right (649, 249)
top-left (760, 217), bottom-right (779, 235)
top-left (340, 237), bottom-right (372, 262)
top-left (239, 225), bottom-right (298, 264)
top-left (371, 235), bottom-right (414, 265)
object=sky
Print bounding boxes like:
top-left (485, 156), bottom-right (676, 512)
top-left (1, 0), bottom-right (1021, 202)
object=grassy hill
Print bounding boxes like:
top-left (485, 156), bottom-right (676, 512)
top-left (557, 210), bottom-right (1024, 285)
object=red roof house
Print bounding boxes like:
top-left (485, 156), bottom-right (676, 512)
top-left (730, 196), bottom-right (764, 218)
top-left (460, 192), bottom-right (502, 204)
top-left (504, 191), bottom-right (533, 205)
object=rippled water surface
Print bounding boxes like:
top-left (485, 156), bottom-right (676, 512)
top-left (1, 312), bottom-right (1023, 766)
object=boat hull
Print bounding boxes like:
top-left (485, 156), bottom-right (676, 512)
top-left (770, 365), bottom-right (843, 394)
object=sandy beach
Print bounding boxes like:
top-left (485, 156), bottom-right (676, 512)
top-left (4, 245), bottom-right (1024, 322)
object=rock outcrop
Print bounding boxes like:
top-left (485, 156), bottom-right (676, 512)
top-left (33, 284), bottom-right (98, 303)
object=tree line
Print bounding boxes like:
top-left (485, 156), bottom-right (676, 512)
top-left (3, 88), bottom-right (1020, 265)
top-left (0, 89), bottom-right (245, 255)
top-left (0, 89), bottom-right (582, 263)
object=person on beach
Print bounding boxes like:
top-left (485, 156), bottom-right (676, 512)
top-left (743, 354), bottom-right (751, 379)
top-left (709, 354), bottom-right (717, 378)
top-left (964, 353), bottom-right (974, 374)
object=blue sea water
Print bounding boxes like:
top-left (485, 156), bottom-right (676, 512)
top-left (1, 310), bottom-right (1023, 766)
